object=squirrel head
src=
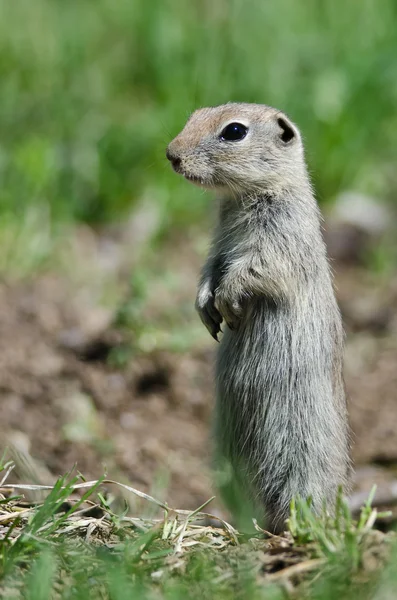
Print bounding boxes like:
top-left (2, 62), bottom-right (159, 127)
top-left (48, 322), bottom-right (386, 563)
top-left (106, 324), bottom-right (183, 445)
top-left (166, 103), bottom-right (306, 196)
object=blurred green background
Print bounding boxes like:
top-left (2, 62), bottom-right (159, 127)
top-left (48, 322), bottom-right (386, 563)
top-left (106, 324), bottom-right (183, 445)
top-left (1, 0), bottom-right (397, 240)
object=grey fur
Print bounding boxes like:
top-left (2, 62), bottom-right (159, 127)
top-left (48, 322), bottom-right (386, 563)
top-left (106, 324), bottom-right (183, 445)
top-left (166, 103), bottom-right (351, 532)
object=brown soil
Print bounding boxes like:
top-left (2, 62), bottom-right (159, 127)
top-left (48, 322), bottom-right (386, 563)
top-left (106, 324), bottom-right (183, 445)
top-left (0, 229), bottom-right (396, 519)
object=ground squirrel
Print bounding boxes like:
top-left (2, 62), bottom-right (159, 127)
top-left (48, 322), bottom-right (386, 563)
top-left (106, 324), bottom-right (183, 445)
top-left (166, 103), bottom-right (351, 532)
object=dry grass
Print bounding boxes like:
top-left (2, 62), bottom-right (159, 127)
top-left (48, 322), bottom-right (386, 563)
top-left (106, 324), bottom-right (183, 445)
top-left (0, 460), bottom-right (396, 599)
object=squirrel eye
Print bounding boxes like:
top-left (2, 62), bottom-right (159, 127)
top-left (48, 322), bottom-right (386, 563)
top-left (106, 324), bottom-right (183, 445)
top-left (219, 122), bottom-right (248, 142)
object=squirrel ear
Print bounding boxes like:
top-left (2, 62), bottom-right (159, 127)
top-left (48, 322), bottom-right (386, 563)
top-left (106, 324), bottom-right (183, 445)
top-left (276, 116), bottom-right (296, 143)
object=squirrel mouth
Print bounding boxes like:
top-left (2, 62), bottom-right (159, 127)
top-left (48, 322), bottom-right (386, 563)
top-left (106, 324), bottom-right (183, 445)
top-left (182, 172), bottom-right (213, 187)
top-left (171, 161), bottom-right (214, 188)
top-left (171, 165), bottom-right (203, 184)
top-left (183, 174), bottom-right (214, 189)
top-left (170, 158), bottom-right (213, 187)
top-left (184, 173), bottom-right (203, 183)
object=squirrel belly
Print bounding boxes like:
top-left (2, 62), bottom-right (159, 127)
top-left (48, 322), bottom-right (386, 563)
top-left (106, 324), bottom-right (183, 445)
top-left (216, 285), bottom-right (349, 532)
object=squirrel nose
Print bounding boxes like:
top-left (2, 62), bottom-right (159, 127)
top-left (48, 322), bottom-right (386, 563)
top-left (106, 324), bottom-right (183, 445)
top-left (166, 147), bottom-right (181, 170)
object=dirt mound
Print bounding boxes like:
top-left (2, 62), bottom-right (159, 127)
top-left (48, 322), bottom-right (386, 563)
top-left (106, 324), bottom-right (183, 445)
top-left (0, 259), bottom-right (396, 516)
top-left (0, 276), bottom-right (214, 510)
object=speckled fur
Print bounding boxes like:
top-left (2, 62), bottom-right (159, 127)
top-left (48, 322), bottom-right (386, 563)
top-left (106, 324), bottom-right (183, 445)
top-left (167, 103), bottom-right (351, 532)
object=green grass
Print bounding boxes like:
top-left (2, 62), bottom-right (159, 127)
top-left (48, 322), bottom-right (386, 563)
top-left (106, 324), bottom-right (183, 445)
top-left (1, 0), bottom-right (397, 236)
top-left (0, 0), bottom-right (396, 285)
top-left (0, 458), bottom-right (395, 599)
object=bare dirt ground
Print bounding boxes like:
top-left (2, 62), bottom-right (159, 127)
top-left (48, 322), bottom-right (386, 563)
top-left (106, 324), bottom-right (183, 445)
top-left (0, 225), bottom-right (396, 521)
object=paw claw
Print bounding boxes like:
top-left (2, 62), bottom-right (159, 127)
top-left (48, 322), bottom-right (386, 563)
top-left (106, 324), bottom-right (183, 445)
top-left (196, 283), bottom-right (223, 341)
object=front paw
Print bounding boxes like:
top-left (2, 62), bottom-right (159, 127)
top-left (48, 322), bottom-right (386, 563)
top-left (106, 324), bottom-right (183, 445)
top-left (195, 280), bottom-right (223, 341)
top-left (214, 285), bottom-right (243, 331)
